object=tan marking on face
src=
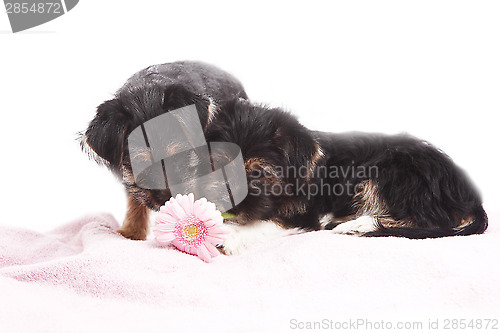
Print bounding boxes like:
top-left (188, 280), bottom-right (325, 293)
top-left (245, 158), bottom-right (281, 182)
top-left (166, 142), bottom-right (187, 157)
top-left (130, 148), bottom-right (153, 163)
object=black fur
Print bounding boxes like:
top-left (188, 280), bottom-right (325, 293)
top-left (82, 62), bottom-right (487, 239)
top-left (82, 60), bottom-right (247, 172)
top-left (81, 61), bottom-right (248, 209)
top-left (203, 99), bottom-right (488, 238)
top-left (204, 99), bottom-right (319, 226)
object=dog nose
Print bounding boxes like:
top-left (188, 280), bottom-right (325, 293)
top-left (151, 189), bottom-right (172, 208)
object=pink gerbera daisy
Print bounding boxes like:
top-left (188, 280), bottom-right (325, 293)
top-left (153, 193), bottom-right (228, 262)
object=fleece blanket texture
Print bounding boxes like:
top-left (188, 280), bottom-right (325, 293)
top-left (0, 212), bottom-right (499, 332)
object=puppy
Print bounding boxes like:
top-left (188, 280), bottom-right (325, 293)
top-left (204, 98), bottom-right (488, 251)
top-left (83, 63), bottom-right (487, 253)
top-left (81, 61), bottom-right (247, 240)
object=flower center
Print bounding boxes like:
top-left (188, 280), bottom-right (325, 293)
top-left (174, 214), bottom-right (208, 247)
top-left (183, 223), bottom-right (199, 239)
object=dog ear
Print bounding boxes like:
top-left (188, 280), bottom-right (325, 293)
top-left (272, 116), bottom-right (322, 183)
top-left (81, 98), bottom-right (130, 170)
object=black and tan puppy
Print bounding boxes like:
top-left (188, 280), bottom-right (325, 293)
top-left (203, 98), bottom-right (487, 245)
top-left (81, 61), bottom-right (247, 240)
top-left (82, 62), bottom-right (487, 252)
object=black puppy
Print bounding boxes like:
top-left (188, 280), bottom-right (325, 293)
top-left (204, 97), bottom-right (487, 247)
top-left (81, 61), bottom-right (247, 240)
top-left (83, 62), bottom-right (487, 249)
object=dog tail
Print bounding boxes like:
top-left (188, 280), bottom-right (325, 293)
top-left (362, 205), bottom-right (488, 239)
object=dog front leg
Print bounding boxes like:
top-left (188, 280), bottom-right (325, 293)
top-left (117, 194), bottom-right (150, 240)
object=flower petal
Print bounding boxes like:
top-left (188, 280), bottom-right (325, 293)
top-left (185, 245), bottom-right (197, 256)
top-left (155, 232), bottom-right (176, 243)
top-left (197, 197), bottom-right (208, 205)
top-left (175, 194), bottom-right (187, 214)
top-left (160, 201), bottom-right (176, 219)
top-left (205, 243), bottom-right (220, 258)
top-left (154, 223), bottom-right (176, 232)
top-left (169, 198), bottom-right (188, 220)
top-left (197, 202), bottom-right (218, 222)
top-left (213, 212), bottom-right (223, 224)
top-left (156, 213), bottom-right (178, 225)
top-left (205, 235), bottom-right (226, 245)
top-left (172, 239), bottom-right (187, 253)
top-left (208, 226), bottom-right (230, 236)
top-left (203, 219), bottom-right (217, 229)
top-left (204, 214), bottom-right (223, 228)
top-left (197, 244), bottom-right (212, 262)
top-left (179, 193), bottom-right (194, 215)
top-left (193, 202), bottom-right (208, 219)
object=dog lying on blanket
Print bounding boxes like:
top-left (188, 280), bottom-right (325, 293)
top-left (81, 61), bottom-right (487, 254)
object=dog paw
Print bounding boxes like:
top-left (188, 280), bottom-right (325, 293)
top-left (331, 216), bottom-right (377, 235)
top-left (218, 229), bottom-right (253, 256)
top-left (218, 220), bottom-right (302, 255)
top-left (116, 227), bottom-right (148, 241)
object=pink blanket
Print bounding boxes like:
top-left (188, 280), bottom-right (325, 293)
top-left (1, 212), bottom-right (499, 332)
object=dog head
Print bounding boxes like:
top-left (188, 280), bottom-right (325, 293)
top-left (81, 83), bottom-right (212, 209)
top-left (204, 99), bottom-right (323, 223)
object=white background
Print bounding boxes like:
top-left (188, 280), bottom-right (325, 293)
top-left (0, 0), bottom-right (498, 231)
